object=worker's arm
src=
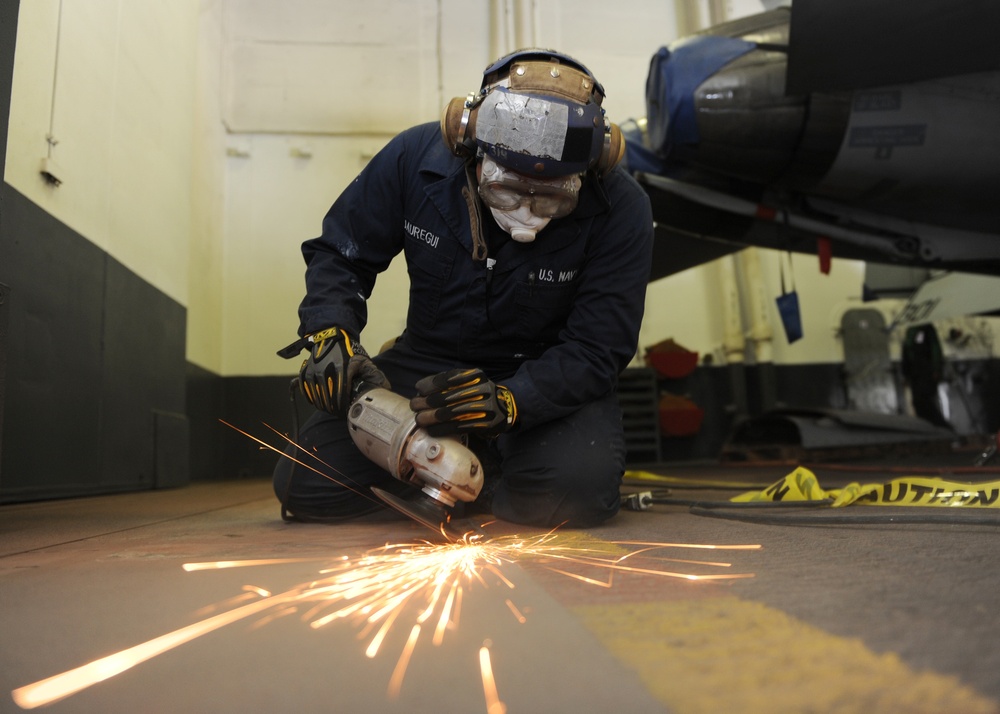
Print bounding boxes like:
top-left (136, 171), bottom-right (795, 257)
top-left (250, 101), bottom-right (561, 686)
top-left (295, 131), bottom-right (416, 338)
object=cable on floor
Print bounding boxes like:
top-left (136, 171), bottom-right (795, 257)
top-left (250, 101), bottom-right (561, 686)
top-left (621, 490), bottom-right (1000, 526)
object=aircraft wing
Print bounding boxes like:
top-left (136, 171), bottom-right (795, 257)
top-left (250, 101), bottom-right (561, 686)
top-left (629, 2), bottom-right (1000, 280)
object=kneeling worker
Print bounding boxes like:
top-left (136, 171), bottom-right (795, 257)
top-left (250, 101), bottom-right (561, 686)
top-left (274, 48), bottom-right (654, 528)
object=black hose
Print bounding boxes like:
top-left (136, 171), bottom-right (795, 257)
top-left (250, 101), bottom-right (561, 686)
top-left (628, 491), bottom-right (1000, 527)
top-left (648, 496), bottom-right (833, 509)
top-left (687, 506), bottom-right (1000, 527)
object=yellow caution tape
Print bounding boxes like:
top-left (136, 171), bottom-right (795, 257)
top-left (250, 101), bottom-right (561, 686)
top-left (732, 466), bottom-right (1000, 508)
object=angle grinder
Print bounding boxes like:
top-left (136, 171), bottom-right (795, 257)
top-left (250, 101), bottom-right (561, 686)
top-left (347, 386), bottom-right (484, 537)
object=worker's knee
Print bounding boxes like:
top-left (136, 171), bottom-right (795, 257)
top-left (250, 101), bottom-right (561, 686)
top-left (492, 397), bottom-right (625, 528)
top-left (493, 473), bottom-right (621, 528)
top-left (271, 410), bottom-right (393, 521)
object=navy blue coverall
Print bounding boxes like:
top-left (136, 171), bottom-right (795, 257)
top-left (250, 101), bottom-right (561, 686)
top-left (274, 122), bottom-right (654, 527)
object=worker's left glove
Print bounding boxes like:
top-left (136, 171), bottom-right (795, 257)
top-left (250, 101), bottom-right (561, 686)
top-left (410, 368), bottom-right (517, 437)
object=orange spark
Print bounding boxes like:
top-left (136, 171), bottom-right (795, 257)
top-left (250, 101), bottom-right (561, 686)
top-left (183, 558), bottom-right (317, 571)
top-left (480, 643), bottom-right (507, 714)
top-left (11, 590), bottom-right (294, 709)
top-left (387, 624), bottom-right (422, 698)
top-left (11, 531), bottom-right (757, 709)
top-left (504, 599), bottom-right (527, 624)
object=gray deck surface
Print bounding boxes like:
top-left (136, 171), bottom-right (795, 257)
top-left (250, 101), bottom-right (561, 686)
top-left (2, 461), bottom-right (998, 713)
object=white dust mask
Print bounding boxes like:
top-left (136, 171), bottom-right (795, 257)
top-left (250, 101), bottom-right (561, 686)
top-left (489, 204), bottom-right (551, 243)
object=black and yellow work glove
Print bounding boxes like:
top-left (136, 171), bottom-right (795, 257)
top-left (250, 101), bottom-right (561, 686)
top-left (295, 327), bottom-right (389, 416)
top-left (409, 368), bottom-right (517, 437)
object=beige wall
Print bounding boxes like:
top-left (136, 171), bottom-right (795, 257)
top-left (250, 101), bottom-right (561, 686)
top-left (217, 0), bottom-right (683, 376)
top-left (8, 0), bottom-right (991, 378)
top-left (187, 0), bottom-right (227, 372)
top-left (6, 0), bottom-right (200, 308)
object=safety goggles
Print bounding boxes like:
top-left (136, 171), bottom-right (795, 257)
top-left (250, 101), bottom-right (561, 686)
top-left (478, 157), bottom-right (582, 219)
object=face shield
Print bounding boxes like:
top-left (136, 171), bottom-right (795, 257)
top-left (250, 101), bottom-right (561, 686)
top-left (473, 86), bottom-right (606, 177)
top-left (478, 156), bottom-right (583, 219)
top-left (441, 50), bottom-right (624, 181)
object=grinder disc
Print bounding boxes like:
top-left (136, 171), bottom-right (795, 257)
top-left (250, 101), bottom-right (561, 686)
top-left (371, 487), bottom-right (463, 541)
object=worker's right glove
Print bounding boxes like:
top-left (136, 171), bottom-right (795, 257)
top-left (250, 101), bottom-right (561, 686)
top-left (410, 368), bottom-right (517, 437)
top-left (296, 327), bottom-right (389, 416)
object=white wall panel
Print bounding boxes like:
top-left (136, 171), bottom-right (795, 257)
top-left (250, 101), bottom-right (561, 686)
top-left (187, 0), bottom-right (228, 373)
top-left (531, 1), bottom-right (677, 125)
top-left (8, 0), bottom-right (886, 375)
top-left (222, 0), bottom-right (443, 134)
top-left (225, 0), bottom-right (428, 43)
top-left (639, 252), bottom-right (881, 368)
top-left (219, 0), bottom-right (683, 375)
top-left (4, 2), bottom-right (59, 185)
top-left (217, 0), bottom-right (924, 375)
top-left (220, 133), bottom-right (409, 376)
top-left (638, 262), bottom-right (723, 363)
top-left (219, 1), bottom-right (492, 375)
top-left (6, 0), bottom-right (199, 308)
top-left (105, 2), bottom-right (199, 307)
top-left (7, 1), bottom-right (117, 252)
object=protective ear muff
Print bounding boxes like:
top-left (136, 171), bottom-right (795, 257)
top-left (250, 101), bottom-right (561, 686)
top-left (441, 93), bottom-right (480, 157)
top-left (595, 122), bottom-right (625, 175)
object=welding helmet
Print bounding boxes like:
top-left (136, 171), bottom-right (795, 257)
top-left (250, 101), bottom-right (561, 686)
top-left (441, 49), bottom-right (625, 178)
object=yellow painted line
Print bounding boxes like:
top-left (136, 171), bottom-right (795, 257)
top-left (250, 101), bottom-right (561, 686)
top-left (624, 469), bottom-right (768, 490)
top-left (574, 596), bottom-right (998, 714)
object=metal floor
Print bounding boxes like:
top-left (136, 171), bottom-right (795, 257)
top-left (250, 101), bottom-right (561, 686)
top-left (2, 460), bottom-right (999, 714)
